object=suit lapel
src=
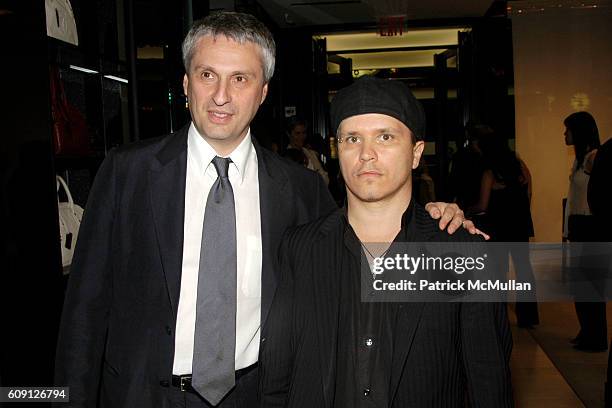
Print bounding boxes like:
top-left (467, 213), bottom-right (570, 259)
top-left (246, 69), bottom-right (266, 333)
top-left (149, 128), bottom-right (188, 313)
top-left (313, 222), bottom-right (343, 408)
top-left (254, 142), bottom-right (291, 329)
top-left (390, 203), bottom-right (437, 402)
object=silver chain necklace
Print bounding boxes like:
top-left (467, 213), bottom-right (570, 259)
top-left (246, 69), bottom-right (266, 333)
top-left (360, 242), bottom-right (391, 280)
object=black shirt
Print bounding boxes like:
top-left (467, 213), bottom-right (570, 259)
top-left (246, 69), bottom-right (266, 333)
top-left (333, 203), bottom-right (417, 407)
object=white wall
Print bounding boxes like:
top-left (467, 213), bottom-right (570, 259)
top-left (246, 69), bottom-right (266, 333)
top-left (511, 0), bottom-right (612, 241)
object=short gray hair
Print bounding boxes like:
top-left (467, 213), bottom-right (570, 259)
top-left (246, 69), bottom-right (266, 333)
top-left (182, 11), bottom-right (276, 83)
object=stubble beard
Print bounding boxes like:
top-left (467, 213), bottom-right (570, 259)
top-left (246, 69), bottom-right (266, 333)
top-left (346, 178), bottom-right (413, 205)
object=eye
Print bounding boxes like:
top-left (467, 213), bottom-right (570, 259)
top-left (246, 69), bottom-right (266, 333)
top-left (378, 133), bottom-right (394, 142)
top-left (233, 75), bottom-right (249, 86)
top-left (344, 135), bottom-right (360, 144)
top-left (201, 71), bottom-right (215, 80)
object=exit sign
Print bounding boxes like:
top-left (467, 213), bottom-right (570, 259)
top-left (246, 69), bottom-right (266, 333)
top-left (378, 15), bottom-right (405, 37)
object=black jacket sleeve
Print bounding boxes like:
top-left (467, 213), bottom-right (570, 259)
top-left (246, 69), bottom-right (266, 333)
top-left (314, 170), bottom-right (337, 217)
top-left (461, 302), bottom-right (514, 407)
top-left (260, 231), bottom-right (300, 408)
top-left (588, 140), bottom-right (612, 219)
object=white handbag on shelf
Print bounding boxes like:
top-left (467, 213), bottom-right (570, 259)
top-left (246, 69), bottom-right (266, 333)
top-left (57, 175), bottom-right (84, 273)
top-left (45, 0), bottom-right (79, 46)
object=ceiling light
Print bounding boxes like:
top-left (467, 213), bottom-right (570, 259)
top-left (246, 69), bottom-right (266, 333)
top-left (69, 65), bottom-right (98, 74)
top-left (103, 75), bottom-right (128, 83)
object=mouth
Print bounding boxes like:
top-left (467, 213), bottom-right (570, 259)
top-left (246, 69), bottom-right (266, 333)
top-left (208, 110), bottom-right (234, 124)
top-left (357, 170), bottom-right (382, 177)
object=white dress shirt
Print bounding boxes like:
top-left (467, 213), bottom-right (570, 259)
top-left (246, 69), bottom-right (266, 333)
top-left (173, 123), bottom-right (262, 374)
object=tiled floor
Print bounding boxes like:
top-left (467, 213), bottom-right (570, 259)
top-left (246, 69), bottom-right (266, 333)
top-left (511, 322), bottom-right (585, 407)
top-left (506, 249), bottom-right (611, 407)
top-left (508, 304), bottom-right (592, 407)
top-left (525, 303), bottom-right (612, 408)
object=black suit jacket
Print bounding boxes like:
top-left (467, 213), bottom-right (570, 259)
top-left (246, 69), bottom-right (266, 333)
top-left (260, 204), bottom-right (513, 408)
top-left (55, 125), bottom-right (336, 407)
top-left (588, 138), bottom-right (612, 238)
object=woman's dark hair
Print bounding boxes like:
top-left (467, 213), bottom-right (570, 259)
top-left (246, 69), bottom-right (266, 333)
top-left (285, 117), bottom-right (308, 134)
top-left (479, 132), bottom-right (523, 186)
top-left (282, 148), bottom-right (307, 166)
top-left (564, 111), bottom-right (600, 169)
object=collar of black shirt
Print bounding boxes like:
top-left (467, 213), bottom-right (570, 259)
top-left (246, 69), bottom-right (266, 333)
top-left (341, 199), bottom-right (418, 259)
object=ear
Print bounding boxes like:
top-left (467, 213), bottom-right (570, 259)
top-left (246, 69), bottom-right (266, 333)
top-left (412, 140), bottom-right (425, 169)
top-left (182, 74), bottom-right (189, 96)
top-left (260, 83), bottom-right (269, 105)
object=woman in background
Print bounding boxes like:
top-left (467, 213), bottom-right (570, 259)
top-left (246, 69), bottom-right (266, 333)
top-left (286, 117), bottom-right (329, 185)
top-left (563, 111), bottom-right (607, 352)
top-left (473, 132), bottom-right (539, 328)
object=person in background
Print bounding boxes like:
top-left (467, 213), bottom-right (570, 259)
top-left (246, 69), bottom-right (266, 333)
top-left (472, 132), bottom-right (539, 328)
top-left (449, 123), bottom-right (493, 211)
top-left (286, 117), bottom-right (329, 185)
top-left (282, 147), bottom-right (308, 166)
top-left (563, 111), bottom-right (607, 352)
top-left (412, 156), bottom-right (436, 205)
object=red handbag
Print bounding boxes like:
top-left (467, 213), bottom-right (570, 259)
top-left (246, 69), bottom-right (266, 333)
top-left (49, 66), bottom-right (91, 156)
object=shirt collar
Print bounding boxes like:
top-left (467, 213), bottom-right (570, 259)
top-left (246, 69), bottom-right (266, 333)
top-left (187, 122), bottom-right (253, 184)
top-left (342, 200), bottom-right (418, 267)
top-left (342, 199), bottom-right (416, 250)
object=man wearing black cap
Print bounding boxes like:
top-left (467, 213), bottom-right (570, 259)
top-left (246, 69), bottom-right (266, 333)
top-left (260, 76), bottom-right (513, 407)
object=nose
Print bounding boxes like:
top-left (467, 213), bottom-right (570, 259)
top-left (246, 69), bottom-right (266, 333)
top-left (359, 139), bottom-right (377, 162)
top-left (212, 79), bottom-right (231, 106)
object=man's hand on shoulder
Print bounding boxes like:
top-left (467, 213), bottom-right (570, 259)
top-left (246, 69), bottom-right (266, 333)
top-left (424, 202), bottom-right (490, 240)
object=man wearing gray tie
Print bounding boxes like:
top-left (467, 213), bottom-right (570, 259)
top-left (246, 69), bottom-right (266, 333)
top-left (54, 11), bottom-right (473, 408)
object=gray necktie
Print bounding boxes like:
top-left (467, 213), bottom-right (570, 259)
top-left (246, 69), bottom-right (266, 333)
top-left (192, 156), bottom-right (237, 405)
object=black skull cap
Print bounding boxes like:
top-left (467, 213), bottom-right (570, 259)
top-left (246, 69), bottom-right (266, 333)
top-left (331, 76), bottom-right (426, 141)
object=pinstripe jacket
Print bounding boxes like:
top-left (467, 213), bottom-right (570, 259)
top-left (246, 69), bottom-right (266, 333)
top-left (260, 203), bottom-right (513, 408)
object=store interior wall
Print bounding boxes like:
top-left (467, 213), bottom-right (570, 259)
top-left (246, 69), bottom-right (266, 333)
top-left (511, 1), bottom-right (612, 242)
top-left (0, 1), bottom-right (65, 386)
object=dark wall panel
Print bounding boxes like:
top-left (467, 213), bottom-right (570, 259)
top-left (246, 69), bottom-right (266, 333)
top-left (0, 1), bottom-right (64, 387)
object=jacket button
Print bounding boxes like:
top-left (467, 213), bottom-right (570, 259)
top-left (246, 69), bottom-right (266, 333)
top-left (160, 380), bottom-right (170, 387)
top-left (261, 337), bottom-right (266, 343)
top-left (363, 388), bottom-right (371, 396)
top-left (165, 326), bottom-right (172, 335)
